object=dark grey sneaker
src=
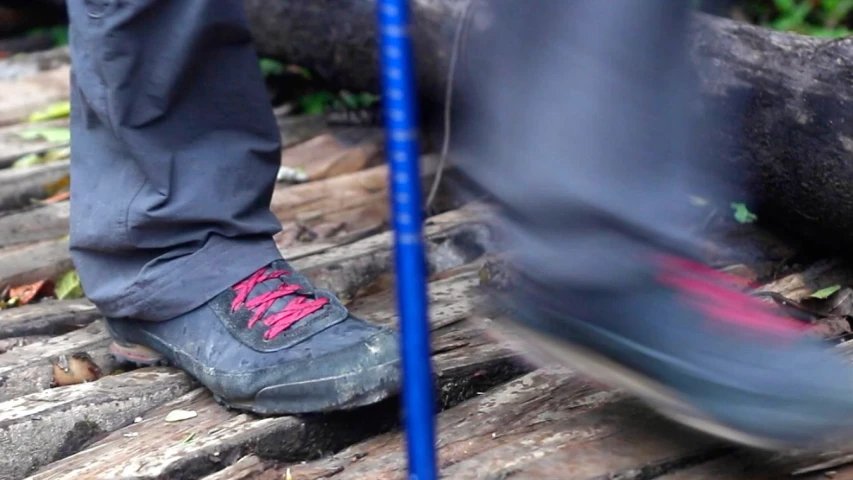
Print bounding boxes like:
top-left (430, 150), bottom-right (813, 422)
top-left (106, 260), bottom-right (402, 415)
top-left (495, 254), bottom-right (853, 451)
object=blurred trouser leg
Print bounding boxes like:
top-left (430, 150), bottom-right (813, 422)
top-left (453, 0), bottom-right (705, 289)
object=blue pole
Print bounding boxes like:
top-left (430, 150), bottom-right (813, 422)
top-left (376, 1), bottom-right (437, 480)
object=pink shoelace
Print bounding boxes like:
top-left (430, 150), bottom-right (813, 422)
top-left (657, 256), bottom-right (807, 339)
top-left (231, 266), bottom-right (329, 340)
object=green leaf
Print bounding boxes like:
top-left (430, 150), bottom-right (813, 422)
top-left (258, 58), bottom-right (285, 78)
top-left (17, 127), bottom-right (71, 143)
top-left (356, 92), bottom-right (380, 107)
top-left (11, 146), bottom-right (71, 169)
top-left (55, 270), bottom-right (84, 300)
top-left (11, 153), bottom-right (43, 169)
top-left (730, 202), bottom-right (758, 224)
top-left (298, 91), bottom-right (337, 115)
top-left (286, 65), bottom-right (312, 80)
top-left (339, 91), bottom-right (360, 109)
top-left (811, 284), bottom-right (842, 299)
top-left (28, 101), bottom-right (71, 123)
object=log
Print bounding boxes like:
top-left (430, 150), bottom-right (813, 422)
top-left (0, 65), bottom-right (69, 127)
top-left (30, 270), bottom-right (522, 480)
top-left (0, 161), bottom-right (68, 212)
top-left (0, 368), bottom-right (196, 480)
top-left (0, 201), bottom-right (69, 248)
top-left (256, 368), bottom-right (721, 480)
top-left (0, 298), bottom-right (98, 339)
top-left (241, 3), bottom-right (853, 254)
top-left (0, 207), bottom-right (489, 401)
top-left (0, 118), bottom-right (69, 168)
top-left (0, 46), bottom-right (68, 82)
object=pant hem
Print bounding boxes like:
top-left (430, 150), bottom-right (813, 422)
top-left (95, 235), bottom-right (282, 321)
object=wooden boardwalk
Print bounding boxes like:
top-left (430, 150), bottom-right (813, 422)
top-left (2, 48), bottom-right (853, 480)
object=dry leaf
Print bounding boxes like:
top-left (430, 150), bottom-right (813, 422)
top-left (41, 190), bottom-right (70, 204)
top-left (51, 353), bottom-right (103, 387)
top-left (164, 409), bottom-right (198, 423)
top-left (44, 174), bottom-right (70, 197)
top-left (8, 280), bottom-right (52, 306)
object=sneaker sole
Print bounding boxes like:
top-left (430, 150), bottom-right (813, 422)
top-left (493, 320), bottom-right (810, 452)
top-left (109, 341), bottom-right (400, 415)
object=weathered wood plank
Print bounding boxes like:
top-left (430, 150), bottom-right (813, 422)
top-left (198, 455), bottom-right (271, 480)
top-left (0, 65), bottom-right (70, 127)
top-left (270, 154), bottom-right (439, 224)
top-left (262, 368), bottom-right (714, 480)
top-left (0, 298), bottom-right (98, 339)
top-left (0, 208), bottom-right (487, 401)
top-left (0, 118), bottom-right (69, 168)
top-left (279, 127), bottom-right (383, 181)
top-left (0, 236), bottom-right (71, 289)
top-left (0, 123), bottom-right (364, 249)
top-left (0, 204), bottom-right (483, 301)
top-left (0, 46), bottom-right (69, 82)
top-left (0, 201), bottom-right (69, 248)
top-left (0, 321), bottom-right (119, 401)
top-left (0, 368), bottom-right (196, 480)
top-left (31, 271), bottom-right (521, 480)
top-left (0, 160), bottom-right (68, 211)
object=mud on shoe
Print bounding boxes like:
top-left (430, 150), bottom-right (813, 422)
top-left (106, 260), bottom-right (402, 415)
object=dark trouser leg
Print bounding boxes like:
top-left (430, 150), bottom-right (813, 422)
top-left (454, 0), bottom-right (717, 289)
top-left (66, 0), bottom-right (283, 321)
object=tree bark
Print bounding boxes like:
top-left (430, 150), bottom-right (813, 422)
top-left (241, 3), bottom-right (853, 252)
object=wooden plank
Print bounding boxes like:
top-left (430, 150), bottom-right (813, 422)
top-left (0, 298), bottom-right (98, 339)
top-left (0, 123), bottom-right (366, 249)
top-left (30, 271), bottom-right (521, 480)
top-left (279, 127), bottom-right (383, 181)
top-left (0, 237), bottom-right (71, 289)
top-left (270, 155), bottom-right (439, 224)
top-left (0, 65), bottom-right (70, 127)
top-left (0, 208), bottom-right (486, 401)
top-left (0, 118), bottom-right (69, 168)
top-left (0, 204), bottom-right (483, 301)
top-left (0, 46), bottom-right (69, 82)
top-left (256, 368), bottom-right (712, 480)
top-left (199, 455), bottom-right (271, 480)
top-left (0, 368), bottom-right (196, 480)
top-left (0, 160), bottom-right (68, 211)
top-left (276, 113), bottom-right (329, 149)
top-left (0, 201), bottom-right (69, 248)
top-left (0, 321), bottom-right (119, 401)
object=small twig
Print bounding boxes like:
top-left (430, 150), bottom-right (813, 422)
top-left (425, 1), bottom-right (477, 211)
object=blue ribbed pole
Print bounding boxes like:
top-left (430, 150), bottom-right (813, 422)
top-left (377, 1), bottom-right (437, 479)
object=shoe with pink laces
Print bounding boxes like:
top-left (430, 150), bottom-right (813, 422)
top-left (497, 254), bottom-right (853, 451)
top-left (106, 259), bottom-right (401, 414)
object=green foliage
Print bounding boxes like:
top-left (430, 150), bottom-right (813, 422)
top-left (745, 0), bottom-right (853, 37)
top-left (811, 284), bottom-right (842, 298)
top-left (298, 90), bottom-right (379, 115)
top-left (730, 202), bottom-right (758, 223)
top-left (259, 58), bottom-right (286, 78)
top-left (26, 26), bottom-right (69, 47)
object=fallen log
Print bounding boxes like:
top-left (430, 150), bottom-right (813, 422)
top-left (242, 3), bottom-right (853, 254)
